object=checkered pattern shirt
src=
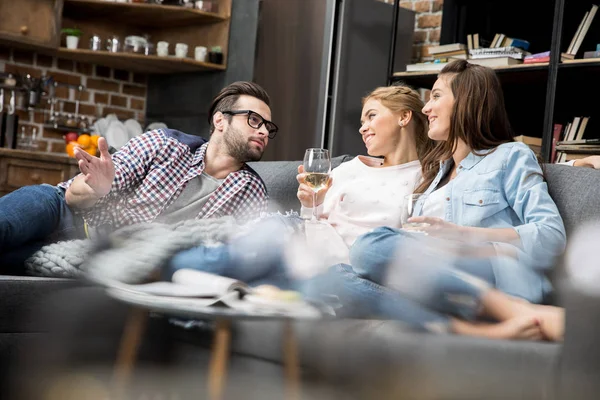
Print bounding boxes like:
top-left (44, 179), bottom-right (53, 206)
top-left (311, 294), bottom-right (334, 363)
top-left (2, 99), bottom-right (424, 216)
top-left (58, 129), bottom-right (268, 230)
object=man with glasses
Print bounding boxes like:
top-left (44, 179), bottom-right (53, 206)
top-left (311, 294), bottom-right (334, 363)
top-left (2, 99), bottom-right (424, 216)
top-left (0, 81), bottom-right (277, 268)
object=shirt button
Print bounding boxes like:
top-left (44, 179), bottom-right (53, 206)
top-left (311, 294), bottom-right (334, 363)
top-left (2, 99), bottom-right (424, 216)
top-left (458, 166), bottom-right (463, 169)
top-left (478, 199), bottom-right (483, 204)
top-left (446, 197), bottom-right (450, 201)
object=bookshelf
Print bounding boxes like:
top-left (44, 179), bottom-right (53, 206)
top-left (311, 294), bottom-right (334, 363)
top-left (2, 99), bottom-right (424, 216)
top-left (388, 0), bottom-right (600, 162)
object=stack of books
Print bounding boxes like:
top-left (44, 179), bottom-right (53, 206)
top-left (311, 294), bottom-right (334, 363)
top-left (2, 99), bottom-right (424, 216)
top-left (404, 34), bottom-right (533, 72)
top-left (468, 46), bottom-right (530, 67)
top-left (524, 51), bottom-right (551, 64)
top-left (553, 117), bottom-right (600, 163)
top-left (429, 43), bottom-right (468, 61)
top-left (489, 34), bottom-right (530, 51)
top-left (562, 4), bottom-right (598, 61)
top-left (406, 43), bottom-right (467, 72)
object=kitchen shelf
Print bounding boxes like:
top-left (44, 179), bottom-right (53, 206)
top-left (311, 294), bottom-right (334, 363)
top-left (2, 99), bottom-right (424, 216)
top-left (63, 0), bottom-right (227, 28)
top-left (43, 124), bottom-right (95, 134)
top-left (57, 48), bottom-right (226, 73)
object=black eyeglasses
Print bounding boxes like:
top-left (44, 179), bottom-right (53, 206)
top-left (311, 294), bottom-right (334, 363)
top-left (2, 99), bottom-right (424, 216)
top-left (222, 110), bottom-right (278, 139)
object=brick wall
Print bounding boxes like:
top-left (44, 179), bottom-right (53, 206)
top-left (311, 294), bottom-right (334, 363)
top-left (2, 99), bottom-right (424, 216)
top-left (381, 0), bottom-right (443, 62)
top-left (0, 46), bottom-right (147, 155)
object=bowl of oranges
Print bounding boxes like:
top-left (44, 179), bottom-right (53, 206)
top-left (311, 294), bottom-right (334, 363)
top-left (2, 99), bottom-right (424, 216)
top-left (65, 133), bottom-right (100, 157)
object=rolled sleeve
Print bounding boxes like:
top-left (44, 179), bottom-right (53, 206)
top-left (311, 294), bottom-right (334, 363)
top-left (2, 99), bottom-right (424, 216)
top-left (503, 144), bottom-right (567, 270)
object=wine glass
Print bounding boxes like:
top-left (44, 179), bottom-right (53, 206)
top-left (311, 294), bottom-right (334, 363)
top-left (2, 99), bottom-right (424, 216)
top-left (400, 193), bottom-right (430, 229)
top-left (303, 148), bottom-right (331, 222)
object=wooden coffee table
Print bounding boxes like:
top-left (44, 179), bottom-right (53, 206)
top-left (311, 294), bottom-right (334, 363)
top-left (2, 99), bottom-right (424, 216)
top-left (107, 288), bottom-right (323, 400)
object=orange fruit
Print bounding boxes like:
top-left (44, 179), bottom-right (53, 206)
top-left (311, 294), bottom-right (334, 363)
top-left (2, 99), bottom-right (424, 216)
top-left (85, 145), bottom-right (98, 156)
top-left (77, 134), bottom-right (92, 149)
top-left (90, 135), bottom-right (100, 147)
top-left (66, 141), bottom-right (80, 157)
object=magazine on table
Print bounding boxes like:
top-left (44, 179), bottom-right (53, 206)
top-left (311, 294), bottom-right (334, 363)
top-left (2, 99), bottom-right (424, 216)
top-left (103, 269), bottom-right (327, 318)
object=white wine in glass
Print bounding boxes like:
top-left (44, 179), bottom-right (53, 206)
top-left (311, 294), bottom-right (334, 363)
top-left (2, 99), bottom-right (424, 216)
top-left (401, 193), bottom-right (430, 229)
top-left (303, 148), bottom-right (331, 221)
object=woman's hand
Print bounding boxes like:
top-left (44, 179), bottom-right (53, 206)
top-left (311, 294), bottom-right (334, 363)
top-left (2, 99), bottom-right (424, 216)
top-left (573, 155), bottom-right (600, 169)
top-left (296, 165), bottom-right (333, 208)
top-left (407, 216), bottom-right (466, 240)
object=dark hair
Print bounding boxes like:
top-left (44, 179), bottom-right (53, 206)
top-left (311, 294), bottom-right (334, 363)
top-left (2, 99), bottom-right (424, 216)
top-left (415, 60), bottom-right (514, 193)
top-left (363, 84), bottom-right (434, 161)
top-left (208, 81), bottom-right (271, 133)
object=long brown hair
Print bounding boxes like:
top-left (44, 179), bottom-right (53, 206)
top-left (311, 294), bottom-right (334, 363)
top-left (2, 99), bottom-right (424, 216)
top-left (415, 60), bottom-right (514, 193)
top-left (363, 84), bottom-right (434, 161)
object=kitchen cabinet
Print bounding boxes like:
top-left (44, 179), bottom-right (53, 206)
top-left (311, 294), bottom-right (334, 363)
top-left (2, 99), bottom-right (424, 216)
top-left (0, 0), bottom-right (63, 49)
top-left (0, 148), bottom-right (78, 196)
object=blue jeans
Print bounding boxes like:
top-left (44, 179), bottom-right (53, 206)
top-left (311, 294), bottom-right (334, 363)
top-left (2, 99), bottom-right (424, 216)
top-left (349, 227), bottom-right (503, 320)
top-left (167, 217), bottom-right (496, 332)
top-left (166, 214), bottom-right (304, 289)
top-left (0, 184), bottom-right (85, 266)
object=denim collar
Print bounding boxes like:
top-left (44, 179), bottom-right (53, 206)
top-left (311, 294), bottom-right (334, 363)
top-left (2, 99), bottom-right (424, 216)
top-left (438, 148), bottom-right (491, 172)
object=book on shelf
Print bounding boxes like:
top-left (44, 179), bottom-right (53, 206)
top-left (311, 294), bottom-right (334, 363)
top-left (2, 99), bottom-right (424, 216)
top-left (490, 34), bottom-right (530, 50)
top-left (551, 123), bottom-right (564, 163)
top-left (575, 116), bottom-right (590, 141)
top-left (504, 38), bottom-right (530, 51)
top-left (564, 117), bottom-right (581, 142)
top-left (583, 50), bottom-right (600, 59)
top-left (473, 33), bottom-right (480, 49)
top-left (557, 138), bottom-right (600, 145)
top-left (102, 269), bottom-right (324, 318)
top-left (562, 4), bottom-right (598, 60)
top-left (526, 51), bottom-right (551, 60)
top-left (433, 49), bottom-right (468, 59)
top-left (555, 145), bottom-right (600, 152)
top-left (469, 47), bottom-right (531, 60)
top-left (561, 116), bottom-right (590, 142)
top-left (514, 135), bottom-right (542, 155)
top-left (524, 56), bottom-right (550, 64)
top-left (405, 62), bottom-right (447, 72)
top-left (466, 33), bottom-right (481, 50)
top-left (429, 43), bottom-right (466, 55)
top-left (468, 57), bottom-right (523, 67)
top-left (514, 135), bottom-right (543, 146)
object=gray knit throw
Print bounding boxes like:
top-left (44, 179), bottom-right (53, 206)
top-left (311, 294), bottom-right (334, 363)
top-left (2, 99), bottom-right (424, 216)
top-left (25, 217), bottom-right (240, 282)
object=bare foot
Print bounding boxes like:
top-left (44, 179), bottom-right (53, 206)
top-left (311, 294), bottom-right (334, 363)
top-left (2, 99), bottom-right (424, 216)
top-left (489, 295), bottom-right (565, 342)
top-left (452, 316), bottom-right (543, 341)
top-left (530, 305), bottom-right (565, 342)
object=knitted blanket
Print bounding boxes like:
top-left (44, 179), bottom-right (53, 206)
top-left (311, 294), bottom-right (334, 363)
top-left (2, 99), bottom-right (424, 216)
top-left (25, 217), bottom-right (240, 282)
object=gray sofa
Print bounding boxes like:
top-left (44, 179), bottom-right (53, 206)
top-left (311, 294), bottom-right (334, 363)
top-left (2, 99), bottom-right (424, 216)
top-left (2, 158), bottom-right (600, 399)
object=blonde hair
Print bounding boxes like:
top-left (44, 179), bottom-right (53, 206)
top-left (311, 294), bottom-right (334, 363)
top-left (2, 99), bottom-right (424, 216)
top-left (362, 84), bottom-right (433, 160)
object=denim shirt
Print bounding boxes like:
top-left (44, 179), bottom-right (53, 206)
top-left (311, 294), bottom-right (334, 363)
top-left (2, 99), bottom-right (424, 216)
top-left (416, 142), bottom-right (566, 300)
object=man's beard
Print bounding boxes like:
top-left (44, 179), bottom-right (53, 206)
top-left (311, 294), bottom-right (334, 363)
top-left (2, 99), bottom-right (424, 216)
top-left (223, 125), bottom-right (263, 162)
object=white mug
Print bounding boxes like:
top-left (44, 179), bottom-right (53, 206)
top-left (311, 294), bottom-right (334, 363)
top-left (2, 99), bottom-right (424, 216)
top-left (157, 41), bottom-right (169, 57)
top-left (175, 43), bottom-right (188, 58)
top-left (194, 46), bottom-right (208, 62)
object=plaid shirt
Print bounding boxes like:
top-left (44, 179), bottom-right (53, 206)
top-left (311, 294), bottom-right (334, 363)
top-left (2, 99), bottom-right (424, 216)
top-left (58, 129), bottom-right (268, 230)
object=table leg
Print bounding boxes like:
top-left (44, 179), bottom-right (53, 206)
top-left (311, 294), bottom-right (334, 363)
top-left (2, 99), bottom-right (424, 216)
top-left (283, 320), bottom-right (301, 400)
top-left (113, 307), bottom-right (147, 398)
top-left (208, 318), bottom-right (231, 400)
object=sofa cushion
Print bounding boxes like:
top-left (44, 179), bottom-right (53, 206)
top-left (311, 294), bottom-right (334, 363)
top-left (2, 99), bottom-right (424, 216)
top-left (0, 277), bottom-right (80, 332)
top-left (544, 164), bottom-right (600, 236)
top-left (228, 319), bottom-right (559, 399)
top-left (248, 155), bottom-right (352, 213)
